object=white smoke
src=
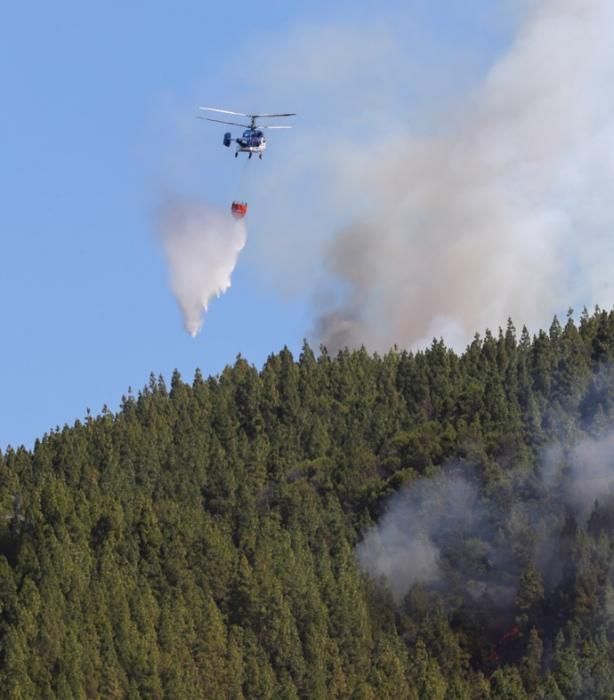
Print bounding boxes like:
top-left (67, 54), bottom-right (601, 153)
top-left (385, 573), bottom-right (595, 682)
top-left (543, 431), bottom-right (614, 525)
top-left (357, 473), bottom-right (482, 603)
top-left (315, 0), bottom-right (614, 352)
top-left (357, 519), bottom-right (441, 604)
top-left (159, 200), bottom-right (246, 336)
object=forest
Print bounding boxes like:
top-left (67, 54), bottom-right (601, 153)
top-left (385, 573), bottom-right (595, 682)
top-left (2, 308), bottom-right (614, 698)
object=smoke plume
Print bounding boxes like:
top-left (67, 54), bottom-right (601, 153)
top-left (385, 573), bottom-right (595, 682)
top-left (543, 431), bottom-right (614, 526)
top-left (356, 473), bottom-right (479, 603)
top-left (358, 429), bottom-right (614, 607)
top-left (314, 0), bottom-right (614, 352)
top-left (159, 200), bottom-right (246, 336)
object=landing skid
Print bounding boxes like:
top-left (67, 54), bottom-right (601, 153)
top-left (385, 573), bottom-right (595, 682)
top-left (234, 150), bottom-right (263, 159)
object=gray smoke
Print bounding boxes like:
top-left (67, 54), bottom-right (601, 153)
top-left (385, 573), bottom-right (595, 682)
top-left (316, 0), bottom-right (614, 352)
top-left (357, 473), bottom-right (481, 603)
top-left (358, 430), bottom-right (614, 606)
top-left (543, 431), bottom-right (614, 525)
top-left (159, 200), bottom-right (246, 336)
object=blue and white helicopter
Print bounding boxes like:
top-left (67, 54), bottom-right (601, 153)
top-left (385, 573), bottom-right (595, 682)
top-left (198, 107), bottom-right (296, 159)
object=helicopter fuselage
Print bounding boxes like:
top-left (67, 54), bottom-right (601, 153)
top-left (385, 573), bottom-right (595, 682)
top-left (232, 129), bottom-right (267, 157)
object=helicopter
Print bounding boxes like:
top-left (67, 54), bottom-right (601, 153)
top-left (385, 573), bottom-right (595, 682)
top-left (198, 107), bottom-right (296, 159)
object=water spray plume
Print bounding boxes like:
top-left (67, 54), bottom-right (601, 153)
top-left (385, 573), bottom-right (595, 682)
top-left (159, 199), bottom-right (246, 336)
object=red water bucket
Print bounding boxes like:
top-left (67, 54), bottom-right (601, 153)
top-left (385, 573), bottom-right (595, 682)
top-left (231, 201), bottom-right (248, 219)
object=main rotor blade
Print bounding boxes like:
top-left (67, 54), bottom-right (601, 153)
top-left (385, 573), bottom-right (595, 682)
top-left (199, 107), bottom-right (249, 117)
top-left (248, 113), bottom-right (296, 118)
top-left (259, 125), bottom-right (292, 129)
top-left (198, 117), bottom-right (250, 128)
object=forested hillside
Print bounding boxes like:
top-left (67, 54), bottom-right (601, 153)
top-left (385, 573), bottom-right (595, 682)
top-left (3, 309), bottom-right (614, 698)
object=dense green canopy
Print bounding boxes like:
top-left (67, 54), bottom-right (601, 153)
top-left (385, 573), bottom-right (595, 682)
top-left (2, 308), bottom-right (614, 698)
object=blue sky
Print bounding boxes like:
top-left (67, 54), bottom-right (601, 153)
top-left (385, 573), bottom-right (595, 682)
top-left (0, 1), bottom-right (515, 449)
